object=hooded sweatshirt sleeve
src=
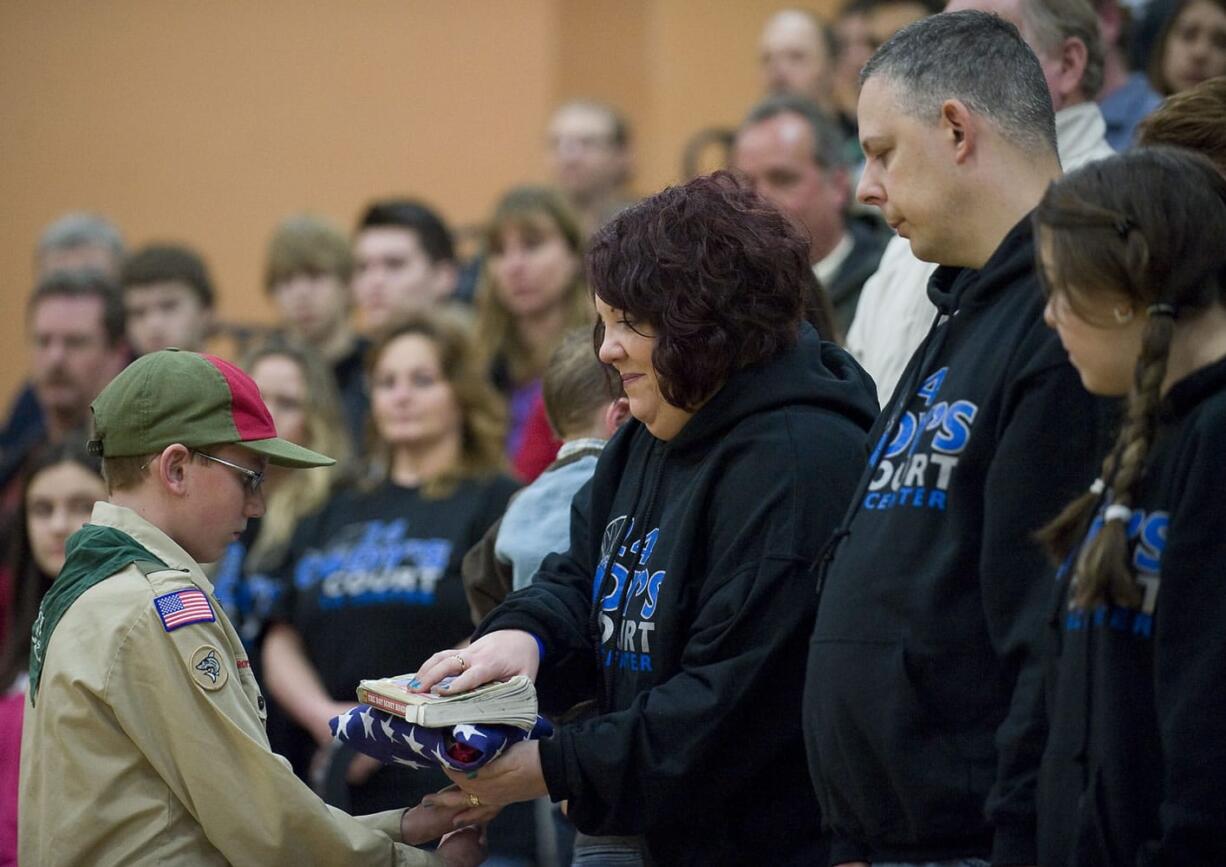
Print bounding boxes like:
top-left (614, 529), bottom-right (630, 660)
top-left (475, 475), bottom-right (605, 705)
top-left (983, 352), bottom-right (1111, 865)
top-left (1141, 430), bottom-right (1226, 864)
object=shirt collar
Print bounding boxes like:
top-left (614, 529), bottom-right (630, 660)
top-left (89, 501), bottom-right (215, 593)
top-left (814, 231), bottom-right (854, 289)
top-left (557, 438), bottom-right (607, 460)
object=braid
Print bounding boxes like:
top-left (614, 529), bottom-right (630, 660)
top-left (1036, 218), bottom-right (1149, 565)
top-left (1036, 485), bottom-right (1106, 565)
top-left (1071, 313), bottom-right (1174, 609)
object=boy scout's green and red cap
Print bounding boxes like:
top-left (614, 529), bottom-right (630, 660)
top-left (88, 348), bottom-right (334, 468)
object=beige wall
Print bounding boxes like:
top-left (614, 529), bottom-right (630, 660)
top-left (0, 0), bottom-right (836, 406)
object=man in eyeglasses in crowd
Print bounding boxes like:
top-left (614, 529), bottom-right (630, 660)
top-left (19, 348), bottom-right (483, 867)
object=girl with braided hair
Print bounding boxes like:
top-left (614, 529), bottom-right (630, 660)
top-left (1032, 146), bottom-right (1226, 865)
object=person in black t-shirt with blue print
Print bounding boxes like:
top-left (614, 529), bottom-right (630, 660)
top-left (262, 311), bottom-right (518, 822)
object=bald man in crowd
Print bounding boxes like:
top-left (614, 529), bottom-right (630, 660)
top-left (760, 8), bottom-right (838, 114)
top-left (546, 100), bottom-right (636, 237)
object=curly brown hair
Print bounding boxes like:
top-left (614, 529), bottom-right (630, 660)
top-left (586, 170), bottom-right (810, 410)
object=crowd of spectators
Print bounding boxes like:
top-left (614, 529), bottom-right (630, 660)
top-left (4, 0), bottom-right (1226, 864)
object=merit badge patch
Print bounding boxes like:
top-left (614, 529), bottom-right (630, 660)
top-left (153, 589), bottom-right (215, 632)
top-left (191, 646), bottom-right (228, 691)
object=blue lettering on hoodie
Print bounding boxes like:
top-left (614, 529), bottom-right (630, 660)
top-left (1064, 507), bottom-right (1168, 639)
top-left (865, 368), bottom-right (980, 512)
top-left (594, 519), bottom-right (667, 669)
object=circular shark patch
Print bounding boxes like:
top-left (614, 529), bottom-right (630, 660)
top-left (190, 645), bottom-right (228, 691)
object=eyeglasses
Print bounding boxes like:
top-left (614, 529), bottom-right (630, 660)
top-left (191, 450), bottom-right (265, 495)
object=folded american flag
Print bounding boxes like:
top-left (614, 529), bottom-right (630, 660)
top-left (328, 705), bottom-right (553, 772)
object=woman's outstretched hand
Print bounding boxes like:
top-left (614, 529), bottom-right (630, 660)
top-left (438, 741), bottom-right (549, 823)
top-left (411, 629), bottom-right (542, 694)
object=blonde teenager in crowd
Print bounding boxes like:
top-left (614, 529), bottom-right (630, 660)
top-left (209, 339), bottom-right (353, 773)
top-left (475, 187), bottom-right (592, 481)
top-left (265, 214), bottom-right (369, 452)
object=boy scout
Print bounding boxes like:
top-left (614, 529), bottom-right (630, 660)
top-left (19, 349), bottom-right (481, 866)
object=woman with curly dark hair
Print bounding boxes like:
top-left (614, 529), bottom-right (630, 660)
top-left (261, 310), bottom-right (519, 819)
top-left (413, 171), bottom-right (879, 866)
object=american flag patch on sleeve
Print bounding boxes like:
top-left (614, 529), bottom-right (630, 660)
top-left (153, 589), bottom-right (216, 632)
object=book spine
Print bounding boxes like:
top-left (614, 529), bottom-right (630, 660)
top-left (360, 689), bottom-right (418, 723)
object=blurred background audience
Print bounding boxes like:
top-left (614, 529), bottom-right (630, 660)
top-left (2, 3), bottom-right (1212, 864)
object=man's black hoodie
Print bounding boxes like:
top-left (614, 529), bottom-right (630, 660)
top-left (477, 324), bottom-right (877, 866)
top-left (805, 216), bottom-right (1113, 865)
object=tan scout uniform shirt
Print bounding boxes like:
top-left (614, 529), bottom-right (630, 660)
top-left (20, 501), bottom-right (442, 867)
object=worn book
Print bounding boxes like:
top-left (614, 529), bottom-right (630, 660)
top-left (355, 673), bottom-right (537, 732)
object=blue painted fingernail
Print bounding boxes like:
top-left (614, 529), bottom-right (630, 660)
top-left (408, 678), bottom-right (421, 689)
top-left (467, 771), bottom-right (478, 779)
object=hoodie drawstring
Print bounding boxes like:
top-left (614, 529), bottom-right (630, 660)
top-left (813, 306), bottom-right (953, 596)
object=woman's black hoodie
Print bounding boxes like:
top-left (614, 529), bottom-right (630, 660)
top-left (805, 216), bottom-right (1114, 865)
top-left (476, 324), bottom-right (877, 866)
top-left (1038, 355), bottom-right (1226, 866)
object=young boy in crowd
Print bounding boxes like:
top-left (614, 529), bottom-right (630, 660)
top-left (352, 199), bottom-right (459, 332)
top-left (458, 327), bottom-right (631, 865)
top-left (119, 243), bottom-right (216, 355)
top-left (19, 348), bottom-right (481, 867)
top-left (463, 327), bottom-right (629, 621)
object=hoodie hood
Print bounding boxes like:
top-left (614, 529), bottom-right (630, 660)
top-left (927, 214), bottom-right (1037, 317)
top-left (667, 322), bottom-right (878, 453)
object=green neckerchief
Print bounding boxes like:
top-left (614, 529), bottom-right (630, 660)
top-left (28, 524), bottom-right (166, 705)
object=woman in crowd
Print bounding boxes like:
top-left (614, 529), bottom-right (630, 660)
top-left (0, 442), bottom-right (105, 866)
top-left (1033, 148), bottom-right (1226, 864)
top-left (1149, 0), bottom-right (1226, 94)
top-left (475, 186), bottom-right (592, 480)
top-left (260, 311), bottom-right (522, 838)
top-left (415, 172), bottom-right (878, 866)
top-left (208, 339), bottom-right (350, 775)
top-left (212, 338), bottom-right (351, 658)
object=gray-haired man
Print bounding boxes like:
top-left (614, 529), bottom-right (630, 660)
top-left (804, 11), bottom-right (1112, 866)
top-left (847, 0), bottom-right (1114, 406)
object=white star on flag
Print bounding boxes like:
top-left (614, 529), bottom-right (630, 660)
top-left (360, 707), bottom-right (376, 739)
top-left (392, 756), bottom-right (426, 769)
top-left (454, 724), bottom-right (484, 741)
top-left (405, 726), bottom-right (427, 756)
top-left (380, 716), bottom-right (397, 741)
top-left (333, 707), bottom-right (356, 742)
